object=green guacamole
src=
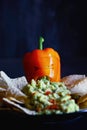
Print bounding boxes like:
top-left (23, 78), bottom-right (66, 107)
top-left (22, 77), bottom-right (79, 115)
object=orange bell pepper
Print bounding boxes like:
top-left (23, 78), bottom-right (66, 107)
top-left (23, 37), bottom-right (61, 82)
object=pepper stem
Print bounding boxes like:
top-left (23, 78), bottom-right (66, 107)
top-left (39, 37), bottom-right (44, 50)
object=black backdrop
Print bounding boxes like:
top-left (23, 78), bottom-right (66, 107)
top-left (0, 0), bottom-right (87, 59)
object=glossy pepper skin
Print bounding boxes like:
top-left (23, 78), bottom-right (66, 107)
top-left (23, 37), bottom-right (61, 83)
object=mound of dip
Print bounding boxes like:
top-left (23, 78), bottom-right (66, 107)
top-left (22, 77), bottom-right (79, 115)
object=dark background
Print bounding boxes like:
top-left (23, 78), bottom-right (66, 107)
top-left (0, 0), bottom-right (87, 77)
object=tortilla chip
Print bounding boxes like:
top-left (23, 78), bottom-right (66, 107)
top-left (70, 78), bottom-right (87, 96)
top-left (3, 98), bottom-right (36, 115)
top-left (0, 71), bottom-right (12, 89)
top-left (5, 85), bottom-right (28, 102)
top-left (0, 71), bottom-right (28, 89)
top-left (11, 76), bottom-right (28, 90)
top-left (61, 74), bottom-right (86, 89)
top-left (0, 88), bottom-right (6, 106)
top-left (77, 94), bottom-right (87, 109)
top-left (0, 71), bottom-right (28, 103)
top-left (78, 101), bottom-right (87, 109)
top-left (77, 94), bottom-right (87, 104)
